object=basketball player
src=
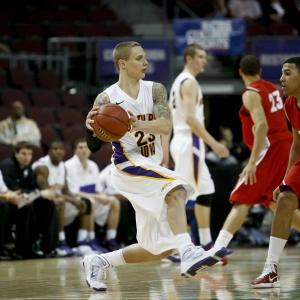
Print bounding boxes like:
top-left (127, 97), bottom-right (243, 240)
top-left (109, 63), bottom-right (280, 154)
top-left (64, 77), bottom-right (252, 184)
top-left (65, 138), bottom-right (121, 251)
top-left (252, 57), bottom-right (300, 288)
top-left (83, 41), bottom-right (226, 291)
top-left (162, 44), bottom-right (230, 258)
top-left (213, 55), bottom-right (300, 261)
top-left (32, 140), bottom-right (102, 256)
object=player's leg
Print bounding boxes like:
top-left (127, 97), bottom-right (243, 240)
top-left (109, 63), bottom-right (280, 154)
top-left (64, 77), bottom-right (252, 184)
top-left (214, 202), bottom-right (250, 248)
top-left (252, 189), bottom-right (298, 288)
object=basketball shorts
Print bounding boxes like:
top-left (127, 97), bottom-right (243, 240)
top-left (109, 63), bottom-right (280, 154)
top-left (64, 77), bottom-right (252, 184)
top-left (111, 160), bottom-right (194, 255)
top-left (64, 202), bottom-right (80, 226)
top-left (170, 133), bottom-right (215, 200)
top-left (94, 202), bottom-right (110, 227)
top-left (279, 160), bottom-right (300, 206)
top-left (230, 138), bottom-right (292, 208)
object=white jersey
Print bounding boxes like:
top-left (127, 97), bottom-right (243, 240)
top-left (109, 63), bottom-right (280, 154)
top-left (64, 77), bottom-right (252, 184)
top-left (96, 164), bottom-right (119, 196)
top-left (65, 155), bottom-right (99, 194)
top-left (0, 170), bottom-right (8, 193)
top-left (32, 155), bottom-right (65, 193)
top-left (169, 73), bottom-right (214, 199)
top-left (105, 80), bottom-right (163, 168)
top-left (170, 73), bottom-right (204, 135)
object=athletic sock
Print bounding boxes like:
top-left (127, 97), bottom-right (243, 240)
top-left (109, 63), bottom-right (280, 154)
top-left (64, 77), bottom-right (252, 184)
top-left (214, 230), bottom-right (233, 248)
top-left (102, 249), bottom-right (126, 267)
top-left (199, 228), bottom-right (212, 246)
top-left (174, 233), bottom-right (194, 259)
top-left (266, 236), bottom-right (287, 264)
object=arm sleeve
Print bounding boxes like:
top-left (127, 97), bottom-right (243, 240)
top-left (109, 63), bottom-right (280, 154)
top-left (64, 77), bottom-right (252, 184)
top-left (85, 127), bottom-right (102, 153)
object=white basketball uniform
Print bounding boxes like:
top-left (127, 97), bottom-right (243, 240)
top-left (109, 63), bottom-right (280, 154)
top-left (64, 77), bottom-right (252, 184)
top-left (65, 155), bottom-right (110, 227)
top-left (96, 163), bottom-right (119, 196)
top-left (0, 170), bottom-right (8, 193)
top-left (103, 80), bottom-right (194, 255)
top-left (169, 73), bottom-right (215, 200)
top-left (32, 155), bottom-right (79, 226)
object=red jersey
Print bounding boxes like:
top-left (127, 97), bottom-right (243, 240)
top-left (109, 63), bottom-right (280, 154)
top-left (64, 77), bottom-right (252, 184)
top-left (284, 96), bottom-right (300, 131)
top-left (239, 79), bottom-right (291, 150)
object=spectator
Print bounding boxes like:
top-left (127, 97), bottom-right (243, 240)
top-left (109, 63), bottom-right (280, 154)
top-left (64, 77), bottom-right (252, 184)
top-left (262, 0), bottom-right (287, 25)
top-left (228, 0), bottom-right (263, 22)
top-left (32, 140), bottom-right (103, 256)
top-left (0, 170), bottom-right (22, 260)
top-left (65, 138), bottom-right (121, 252)
top-left (0, 141), bottom-right (58, 259)
top-left (0, 101), bottom-right (41, 147)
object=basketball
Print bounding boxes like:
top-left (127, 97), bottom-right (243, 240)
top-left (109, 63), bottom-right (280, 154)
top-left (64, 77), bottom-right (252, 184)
top-left (91, 103), bottom-right (130, 142)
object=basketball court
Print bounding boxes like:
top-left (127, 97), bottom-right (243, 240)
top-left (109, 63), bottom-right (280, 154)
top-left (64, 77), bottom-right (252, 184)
top-left (1, 247), bottom-right (300, 299)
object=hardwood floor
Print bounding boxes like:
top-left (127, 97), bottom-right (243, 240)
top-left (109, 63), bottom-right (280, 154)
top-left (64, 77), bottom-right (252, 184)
top-left (1, 248), bottom-right (300, 299)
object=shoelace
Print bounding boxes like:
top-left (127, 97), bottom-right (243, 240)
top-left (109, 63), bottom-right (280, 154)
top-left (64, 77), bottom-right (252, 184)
top-left (259, 263), bottom-right (276, 278)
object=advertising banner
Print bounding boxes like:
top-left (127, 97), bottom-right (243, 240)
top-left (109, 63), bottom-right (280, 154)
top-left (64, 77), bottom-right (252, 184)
top-left (173, 18), bottom-right (245, 55)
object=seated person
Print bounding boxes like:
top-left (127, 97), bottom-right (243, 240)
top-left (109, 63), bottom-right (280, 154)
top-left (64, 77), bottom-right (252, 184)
top-left (65, 138), bottom-right (121, 251)
top-left (0, 142), bottom-right (58, 259)
top-left (32, 140), bottom-right (103, 256)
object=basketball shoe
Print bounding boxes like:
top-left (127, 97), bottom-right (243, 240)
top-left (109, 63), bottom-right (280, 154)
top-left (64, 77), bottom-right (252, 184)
top-left (161, 253), bottom-right (181, 263)
top-left (55, 240), bottom-right (75, 257)
top-left (83, 254), bottom-right (110, 291)
top-left (180, 246), bottom-right (226, 277)
top-left (202, 241), bottom-right (233, 256)
top-left (251, 262), bottom-right (280, 288)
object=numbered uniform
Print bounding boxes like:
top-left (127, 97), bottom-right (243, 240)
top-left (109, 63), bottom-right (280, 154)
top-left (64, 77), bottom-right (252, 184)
top-left (279, 96), bottom-right (300, 201)
top-left (65, 155), bottom-right (110, 227)
top-left (32, 155), bottom-right (79, 226)
top-left (169, 73), bottom-right (215, 200)
top-left (104, 80), bottom-right (194, 255)
top-left (230, 79), bottom-right (292, 207)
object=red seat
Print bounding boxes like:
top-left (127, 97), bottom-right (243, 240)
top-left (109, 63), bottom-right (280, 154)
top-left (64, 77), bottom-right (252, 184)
top-left (51, 23), bottom-right (79, 37)
top-left (39, 127), bottom-right (60, 148)
top-left (12, 40), bottom-right (44, 54)
top-left (107, 22), bottom-right (133, 36)
top-left (79, 23), bottom-right (107, 37)
top-left (1, 89), bottom-right (31, 107)
top-left (57, 108), bottom-right (86, 126)
top-left (62, 92), bottom-right (91, 109)
top-left (0, 69), bottom-right (9, 88)
top-left (58, 9), bottom-right (88, 22)
top-left (61, 126), bottom-right (85, 144)
top-left (0, 9), bottom-right (18, 23)
top-left (0, 107), bottom-right (9, 121)
top-left (14, 23), bottom-right (43, 39)
top-left (0, 144), bottom-right (13, 162)
top-left (37, 70), bottom-right (61, 90)
top-left (0, 23), bottom-right (14, 39)
top-left (90, 146), bottom-right (113, 170)
top-left (10, 69), bottom-right (37, 90)
top-left (89, 8), bottom-right (118, 22)
top-left (31, 91), bottom-right (62, 108)
top-left (27, 108), bottom-right (57, 127)
top-left (246, 22), bottom-right (268, 36)
top-left (31, 146), bottom-right (45, 163)
top-left (27, 8), bottom-right (58, 23)
top-left (269, 22), bottom-right (294, 35)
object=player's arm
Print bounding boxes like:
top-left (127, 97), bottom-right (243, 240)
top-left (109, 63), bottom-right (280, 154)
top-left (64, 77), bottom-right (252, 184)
top-left (286, 127), bottom-right (300, 173)
top-left (181, 79), bottom-right (229, 158)
top-left (34, 165), bottom-right (51, 189)
top-left (128, 83), bottom-right (171, 135)
top-left (85, 92), bottom-right (110, 153)
top-left (239, 90), bottom-right (268, 184)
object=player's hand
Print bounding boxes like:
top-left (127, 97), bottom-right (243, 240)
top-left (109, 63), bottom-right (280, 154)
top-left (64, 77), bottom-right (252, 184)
top-left (273, 186), bottom-right (281, 202)
top-left (41, 189), bottom-right (56, 200)
top-left (128, 110), bottom-right (140, 132)
top-left (7, 190), bottom-right (22, 205)
top-left (77, 199), bottom-right (87, 213)
top-left (86, 107), bottom-right (99, 130)
top-left (212, 142), bottom-right (230, 158)
top-left (239, 162), bottom-right (256, 185)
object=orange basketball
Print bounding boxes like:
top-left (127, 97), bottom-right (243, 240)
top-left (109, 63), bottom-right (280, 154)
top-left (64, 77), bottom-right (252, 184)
top-left (91, 103), bottom-right (130, 142)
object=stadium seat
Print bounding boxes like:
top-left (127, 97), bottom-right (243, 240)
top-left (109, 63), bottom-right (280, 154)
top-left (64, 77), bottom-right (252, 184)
top-left (61, 126), bottom-right (85, 144)
top-left (0, 9), bottom-right (18, 23)
top-left (0, 69), bottom-right (8, 88)
top-left (51, 23), bottom-right (79, 37)
top-left (269, 22), bottom-right (294, 35)
top-left (32, 146), bottom-right (45, 162)
top-left (0, 107), bottom-right (9, 121)
top-left (10, 69), bottom-right (37, 90)
top-left (89, 8), bottom-right (118, 22)
top-left (107, 22), bottom-right (133, 36)
top-left (12, 40), bottom-right (44, 54)
top-left (39, 126), bottom-right (60, 148)
top-left (31, 91), bottom-right (62, 108)
top-left (1, 89), bottom-right (31, 107)
top-left (0, 23), bottom-right (14, 40)
top-left (57, 108), bottom-right (86, 126)
top-left (57, 9), bottom-right (88, 22)
top-left (79, 23), bottom-right (107, 37)
top-left (0, 144), bottom-right (13, 161)
top-left (27, 108), bottom-right (57, 127)
top-left (90, 145), bottom-right (113, 170)
top-left (37, 70), bottom-right (61, 90)
top-left (246, 22), bottom-right (268, 36)
top-left (27, 8), bottom-right (58, 23)
top-left (14, 23), bottom-right (43, 39)
top-left (62, 92), bottom-right (91, 109)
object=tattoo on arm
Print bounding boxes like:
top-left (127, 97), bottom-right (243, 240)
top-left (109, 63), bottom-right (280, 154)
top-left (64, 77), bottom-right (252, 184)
top-left (93, 92), bottom-right (110, 107)
top-left (152, 83), bottom-right (170, 120)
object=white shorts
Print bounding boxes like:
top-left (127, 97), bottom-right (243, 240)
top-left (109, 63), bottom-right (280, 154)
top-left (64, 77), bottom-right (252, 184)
top-left (170, 134), bottom-right (215, 200)
top-left (94, 202), bottom-right (110, 227)
top-left (111, 160), bottom-right (194, 255)
top-left (64, 202), bottom-right (79, 227)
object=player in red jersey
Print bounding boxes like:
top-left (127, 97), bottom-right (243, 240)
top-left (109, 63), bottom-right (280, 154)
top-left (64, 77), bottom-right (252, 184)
top-left (213, 55), bottom-right (300, 258)
top-left (252, 57), bottom-right (300, 288)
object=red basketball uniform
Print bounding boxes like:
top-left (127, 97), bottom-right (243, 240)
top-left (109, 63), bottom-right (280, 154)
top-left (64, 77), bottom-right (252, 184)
top-left (279, 96), bottom-right (300, 201)
top-left (230, 79), bottom-right (292, 207)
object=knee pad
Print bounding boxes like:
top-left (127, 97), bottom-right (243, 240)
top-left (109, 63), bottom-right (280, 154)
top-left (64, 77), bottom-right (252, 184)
top-left (195, 193), bottom-right (214, 207)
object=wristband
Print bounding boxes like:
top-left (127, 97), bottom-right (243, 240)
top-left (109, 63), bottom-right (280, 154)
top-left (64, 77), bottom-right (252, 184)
top-left (5, 191), bottom-right (10, 201)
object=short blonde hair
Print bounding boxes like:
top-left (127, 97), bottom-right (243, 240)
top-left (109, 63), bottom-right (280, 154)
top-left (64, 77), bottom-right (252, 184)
top-left (113, 41), bottom-right (141, 71)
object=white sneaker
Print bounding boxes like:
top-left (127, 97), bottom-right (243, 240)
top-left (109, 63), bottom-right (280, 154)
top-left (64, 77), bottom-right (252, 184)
top-left (180, 246), bottom-right (226, 278)
top-left (76, 245), bottom-right (98, 256)
top-left (83, 254), bottom-right (110, 291)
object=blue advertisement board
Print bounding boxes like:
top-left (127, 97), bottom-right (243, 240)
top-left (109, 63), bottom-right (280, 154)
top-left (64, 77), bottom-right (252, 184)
top-left (173, 18), bottom-right (245, 55)
top-left (97, 40), bottom-right (170, 83)
top-left (254, 38), bottom-right (300, 81)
